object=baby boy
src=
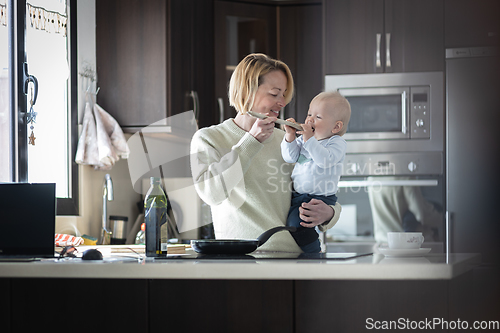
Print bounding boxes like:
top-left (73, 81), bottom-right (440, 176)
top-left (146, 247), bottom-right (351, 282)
top-left (281, 91), bottom-right (351, 253)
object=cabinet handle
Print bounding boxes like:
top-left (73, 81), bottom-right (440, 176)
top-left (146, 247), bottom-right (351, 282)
top-left (190, 91), bottom-right (199, 123)
top-left (376, 33), bottom-right (382, 68)
top-left (386, 33), bottom-right (392, 69)
top-left (217, 97), bottom-right (224, 123)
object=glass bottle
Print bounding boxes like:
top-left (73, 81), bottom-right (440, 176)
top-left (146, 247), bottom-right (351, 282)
top-left (135, 223), bottom-right (146, 245)
top-left (144, 177), bottom-right (168, 257)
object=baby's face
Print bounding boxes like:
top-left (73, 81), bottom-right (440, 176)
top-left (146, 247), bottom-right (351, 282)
top-left (304, 99), bottom-right (342, 141)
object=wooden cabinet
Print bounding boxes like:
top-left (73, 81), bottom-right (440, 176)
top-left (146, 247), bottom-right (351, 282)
top-left (295, 279), bottom-right (449, 332)
top-left (149, 279), bottom-right (294, 332)
top-left (96, 0), bottom-right (215, 129)
top-left (9, 278), bottom-right (148, 332)
top-left (214, 1), bottom-right (277, 122)
top-left (279, 4), bottom-right (323, 123)
top-left (4, 268), bottom-right (498, 333)
top-left (324, 0), bottom-right (444, 74)
top-left (96, 0), bottom-right (167, 128)
top-left (0, 279), bottom-right (10, 333)
top-left (170, 0), bottom-right (215, 128)
top-left (445, 0), bottom-right (500, 48)
top-left (214, 1), bottom-right (323, 124)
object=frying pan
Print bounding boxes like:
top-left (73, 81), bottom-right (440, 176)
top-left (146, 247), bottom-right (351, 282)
top-left (191, 226), bottom-right (296, 255)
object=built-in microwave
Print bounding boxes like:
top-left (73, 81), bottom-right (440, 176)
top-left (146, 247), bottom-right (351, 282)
top-left (325, 72), bottom-right (444, 155)
top-left (339, 86), bottom-right (430, 140)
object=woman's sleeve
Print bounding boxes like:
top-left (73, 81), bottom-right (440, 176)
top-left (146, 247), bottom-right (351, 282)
top-left (190, 130), bottom-right (263, 206)
top-left (318, 201), bottom-right (342, 232)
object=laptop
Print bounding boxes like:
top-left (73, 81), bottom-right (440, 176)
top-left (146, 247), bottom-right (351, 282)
top-left (0, 183), bottom-right (56, 260)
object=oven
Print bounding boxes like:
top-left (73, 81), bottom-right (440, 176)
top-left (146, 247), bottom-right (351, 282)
top-left (323, 72), bottom-right (446, 249)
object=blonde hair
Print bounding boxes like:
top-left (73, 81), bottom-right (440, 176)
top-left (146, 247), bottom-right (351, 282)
top-left (228, 53), bottom-right (294, 113)
top-left (312, 91), bottom-right (351, 136)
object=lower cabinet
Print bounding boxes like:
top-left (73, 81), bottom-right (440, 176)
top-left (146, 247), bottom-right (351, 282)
top-left (0, 279), bottom-right (11, 333)
top-left (8, 279), bottom-right (148, 332)
top-left (149, 280), bottom-right (294, 332)
top-left (295, 279), bottom-right (449, 332)
top-left (4, 278), bottom-right (293, 333)
top-left (4, 270), bottom-right (495, 333)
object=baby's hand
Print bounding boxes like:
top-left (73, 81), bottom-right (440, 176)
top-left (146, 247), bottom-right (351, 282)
top-left (284, 118), bottom-right (297, 142)
top-left (283, 118), bottom-right (298, 133)
top-left (298, 123), bottom-right (314, 142)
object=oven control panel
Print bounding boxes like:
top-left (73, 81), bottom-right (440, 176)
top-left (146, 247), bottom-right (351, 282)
top-left (342, 152), bottom-right (443, 176)
top-left (410, 87), bottom-right (431, 139)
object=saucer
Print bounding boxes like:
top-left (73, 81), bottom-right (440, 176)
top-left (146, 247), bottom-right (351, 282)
top-left (378, 247), bottom-right (431, 257)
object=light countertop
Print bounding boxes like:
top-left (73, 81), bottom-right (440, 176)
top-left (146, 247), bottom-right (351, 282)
top-left (0, 246), bottom-right (480, 280)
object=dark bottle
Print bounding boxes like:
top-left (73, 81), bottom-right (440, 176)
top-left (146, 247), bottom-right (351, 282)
top-left (144, 177), bottom-right (168, 257)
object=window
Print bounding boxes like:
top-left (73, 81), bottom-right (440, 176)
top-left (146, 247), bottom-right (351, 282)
top-left (0, 0), bottom-right (78, 215)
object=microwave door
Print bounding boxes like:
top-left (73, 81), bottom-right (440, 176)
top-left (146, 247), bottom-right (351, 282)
top-left (339, 87), bottom-right (410, 140)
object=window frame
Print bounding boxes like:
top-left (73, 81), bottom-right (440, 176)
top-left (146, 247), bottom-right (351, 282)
top-left (9, 0), bottom-right (78, 215)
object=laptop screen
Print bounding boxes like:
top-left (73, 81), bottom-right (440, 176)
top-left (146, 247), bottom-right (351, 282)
top-left (0, 183), bottom-right (56, 257)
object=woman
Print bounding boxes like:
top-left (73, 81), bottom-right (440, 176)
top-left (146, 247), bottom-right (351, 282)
top-left (190, 53), bottom-right (340, 252)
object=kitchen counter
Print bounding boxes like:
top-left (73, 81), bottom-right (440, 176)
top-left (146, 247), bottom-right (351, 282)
top-left (0, 248), bottom-right (480, 280)
top-left (1, 248), bottom-right (489, 332)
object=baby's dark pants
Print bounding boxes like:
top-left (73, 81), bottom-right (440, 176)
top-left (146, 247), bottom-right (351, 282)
top-left (286, 192), bottom-right (338, 253)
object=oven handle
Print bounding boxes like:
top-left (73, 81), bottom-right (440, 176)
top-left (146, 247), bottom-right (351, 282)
top-left (401, 90), bottom-right (407, 134)
top-left (338, 179), bottom-right (438, 188)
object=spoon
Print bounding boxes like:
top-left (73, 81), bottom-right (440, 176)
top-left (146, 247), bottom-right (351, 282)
top-left (247, 111), bottom-right (304, 131)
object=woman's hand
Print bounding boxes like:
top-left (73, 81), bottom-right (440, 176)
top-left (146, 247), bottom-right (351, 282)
top-left (249, 116), bottom-right (277, 143)
top-left (298, 198), bottom-right (334, 228)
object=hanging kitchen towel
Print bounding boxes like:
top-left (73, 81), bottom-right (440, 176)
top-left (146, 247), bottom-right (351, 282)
top-left (75, 100), bottom-right (130, 170)
top-left (93, 103), bottom-right (130, 166)
top-left (75, 101), bottom-right (100, 166)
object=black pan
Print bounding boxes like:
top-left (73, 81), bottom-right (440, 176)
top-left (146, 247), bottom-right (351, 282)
top-left (191, 226), bottom-right (296, 255)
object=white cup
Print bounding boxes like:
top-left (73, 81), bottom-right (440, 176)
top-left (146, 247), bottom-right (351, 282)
top-left (387, 232), bottom-right (424, 249)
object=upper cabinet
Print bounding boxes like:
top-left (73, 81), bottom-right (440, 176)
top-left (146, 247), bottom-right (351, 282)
top-left (96, 0), bottom-right (215, 130)
top-left (170, 0), bottom-right (215, 128)
top-left (96, 0), bottom-right (167, 128)
top-left (445, 0), bottom-right (500, 48)
top-left (279, 3), bottom-right (323, 123)
top-left (214, 0), bottom-right (277, 122)
top-left (324, 0), bottom-right (444, 74)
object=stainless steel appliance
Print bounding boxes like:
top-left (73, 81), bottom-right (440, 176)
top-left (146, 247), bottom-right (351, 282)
top-left (110, 215), bottom-right (128, 245)
top-left (334, 86), bottom-right (430, 141)
top-left (322, 72), bottom-right (446, 245)
top-left (446, 46), bottom-right (500, 263)
top-left (325, 72), bottom-right (444, 177)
